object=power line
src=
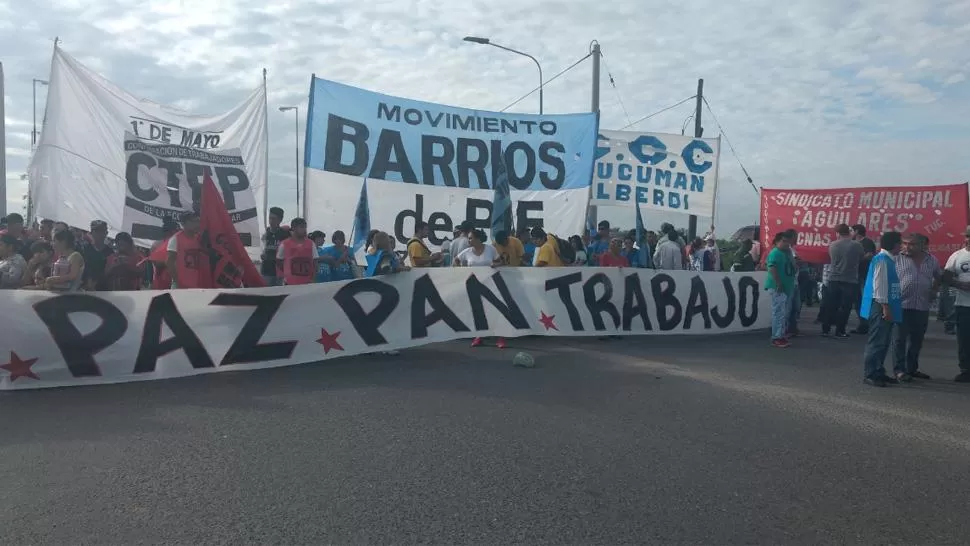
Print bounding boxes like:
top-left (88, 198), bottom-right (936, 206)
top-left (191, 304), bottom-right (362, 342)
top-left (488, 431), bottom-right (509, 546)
top-left (621, 95), bottom-right (696, 130)
top-left (701, 96), bottom-right (758, 195)
top-left (499, 52), bottom-right (592, 112)
top-left (599, 52), bottom-right (633, 127)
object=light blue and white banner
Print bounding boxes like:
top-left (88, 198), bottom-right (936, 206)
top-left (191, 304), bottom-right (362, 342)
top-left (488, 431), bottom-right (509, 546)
top-left (592, 130), bottom-right (720, 218)
top-left (303, 77), bottom-right (598, 249)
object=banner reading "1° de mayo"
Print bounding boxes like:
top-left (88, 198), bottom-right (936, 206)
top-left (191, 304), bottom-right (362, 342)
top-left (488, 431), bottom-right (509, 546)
top-left (591, 130), bottom-right (721, 218)
top-left (302, 77), bottom-right (599, 250)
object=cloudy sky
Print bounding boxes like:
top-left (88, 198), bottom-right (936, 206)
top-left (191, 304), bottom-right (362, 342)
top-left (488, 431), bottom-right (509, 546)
top-left (3, 0), bottom-right (970, 235)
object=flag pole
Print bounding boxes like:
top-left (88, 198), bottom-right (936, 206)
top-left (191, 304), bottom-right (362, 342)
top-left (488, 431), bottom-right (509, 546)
top-left (0, 61), bottom-right (5, 219)
top-left (710, 134), bottom-right (723, 233)
top-left (261, 68), bottom-right (269, 230)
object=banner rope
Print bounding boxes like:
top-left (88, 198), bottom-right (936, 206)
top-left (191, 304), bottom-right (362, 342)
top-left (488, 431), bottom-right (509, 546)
top-left (701, 96), bottom-right (759, 195)
top-left (499, 52), bottom-right (592, 113)
top-left (620, 96), bottom-right (696, 130)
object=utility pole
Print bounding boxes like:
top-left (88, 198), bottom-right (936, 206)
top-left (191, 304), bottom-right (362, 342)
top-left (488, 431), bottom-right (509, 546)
top-left (588, 41), bottom-right (601, 231)
top-left (687, 78), bottom-right (703, 241)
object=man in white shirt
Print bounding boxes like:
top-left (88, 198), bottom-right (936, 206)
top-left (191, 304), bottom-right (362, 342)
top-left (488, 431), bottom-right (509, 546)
top-left (943, 226), bottom-right (970, 383)
top-left (653, 224), bottom-right (685, 270)
top-left (449, 221), bottom-right (471, 259)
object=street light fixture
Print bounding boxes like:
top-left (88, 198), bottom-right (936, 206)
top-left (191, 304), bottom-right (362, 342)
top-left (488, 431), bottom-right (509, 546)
top-left (463, 36), bottom-right (543, 114)
top-left (32, 78), bottom-right (48, 147)
top-left (278, 106), bottom-right (301, 216)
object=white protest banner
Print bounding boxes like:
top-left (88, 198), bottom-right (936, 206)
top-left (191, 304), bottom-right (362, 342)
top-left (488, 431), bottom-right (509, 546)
top-left (591, 130), bottom-right (720, 218)
top-left (0, 268), bottom-right (769, 390)
top-left (122, 133), bottom-right (260, 245)
top-left (303, 77), bottom-right (599, 250)
top-left (28, 46), bottom-right (267, 247)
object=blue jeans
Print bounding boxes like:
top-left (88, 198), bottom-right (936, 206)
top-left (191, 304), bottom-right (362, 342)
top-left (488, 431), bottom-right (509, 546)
top-left (770, 289), bottom-right (790, 340)
top-left (788, 282), bottom-right (802, 332)
top-left (863, 305), bottom-right (894, 380)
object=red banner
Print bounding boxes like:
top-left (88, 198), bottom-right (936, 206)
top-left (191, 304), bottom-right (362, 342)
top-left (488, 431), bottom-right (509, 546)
top-left (760, 183), bottom-right (969, 265)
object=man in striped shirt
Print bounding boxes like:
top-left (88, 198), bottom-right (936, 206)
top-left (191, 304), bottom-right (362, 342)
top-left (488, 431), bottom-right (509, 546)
top-left (892, 233), bottom-right (941, 380)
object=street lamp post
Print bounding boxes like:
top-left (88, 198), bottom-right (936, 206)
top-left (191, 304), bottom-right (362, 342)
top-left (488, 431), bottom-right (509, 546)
top-left (278, 106), bottom-right (300, 217)
top-left (32, 78), bottom-right (48, 147)
top-left (463, 36), bottom-right (543, 114)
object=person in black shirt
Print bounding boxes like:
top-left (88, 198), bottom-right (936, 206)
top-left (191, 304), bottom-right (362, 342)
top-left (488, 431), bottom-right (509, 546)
top-left (80, 220), bottom-right (114, 290)
top-left (260, 207), bottom-right (290, 286)
top-left (851, 224), bottom-right (877, 334)
top-left (1, 213), bottom-right (33, 261)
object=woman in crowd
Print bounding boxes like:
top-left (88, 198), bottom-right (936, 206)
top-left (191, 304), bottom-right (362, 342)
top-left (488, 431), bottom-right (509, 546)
top-left (765, 232), bottom-right (796, 348)
top-left (621, 235), bottom-right (645, 268)
top-left (454, 228), bottom-right (506, 349)
top-left (365, 232), bottom-right (407, 277)
top-left (44, 230), bottom-right (85, 291)
top-left (23, 241), bottom-right (54, 288)
top-left (0, 234), bottom-right (27, 288)
top-left (102, 232), bottom-right (143, 290)
top-left (689, 238), bottom-right (715, 272)
top-left (599, 238), bottom-right (630, 267)
top-left (568, 235), bottom-right (588, 266)
top-left (317, 230), bottom-right (356, 282)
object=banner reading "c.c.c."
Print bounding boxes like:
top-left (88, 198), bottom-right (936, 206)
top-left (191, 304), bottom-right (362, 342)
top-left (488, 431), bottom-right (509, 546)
top-left (760, 183), bottom-right (970, 264)
top-left (590, 130), bottom-right (721, 218)
top-left (303, 77), bottom-right (599, 249)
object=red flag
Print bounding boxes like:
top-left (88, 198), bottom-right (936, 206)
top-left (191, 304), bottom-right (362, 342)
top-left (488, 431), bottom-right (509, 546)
top-left (144, 237), bottom-right (172, 265)
top-left (199, 171), bottom-right (266, 288)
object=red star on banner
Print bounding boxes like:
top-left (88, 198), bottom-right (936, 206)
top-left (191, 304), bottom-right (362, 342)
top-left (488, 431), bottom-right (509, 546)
top-left (538, 311), bottom-right (558, 331)
top-left (1, 352), bottom-right (40, 382)
top-left (316, 329), bottom-right (344, 354)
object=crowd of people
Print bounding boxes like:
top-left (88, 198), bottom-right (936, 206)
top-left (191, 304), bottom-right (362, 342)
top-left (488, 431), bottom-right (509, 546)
top-left (5, 206), bottom-right (969, 385)
top-left (764, 222), bottom-right (970, 387)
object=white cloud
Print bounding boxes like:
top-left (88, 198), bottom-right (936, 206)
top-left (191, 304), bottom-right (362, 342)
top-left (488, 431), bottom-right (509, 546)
top-left (0, 0), bottom-right (968, 235)
top-left (944, 73), bottom-right (966, 86)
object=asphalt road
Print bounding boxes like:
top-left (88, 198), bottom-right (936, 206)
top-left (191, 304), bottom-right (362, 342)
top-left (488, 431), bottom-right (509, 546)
top-left (3, 308), bottom-right (970, 545)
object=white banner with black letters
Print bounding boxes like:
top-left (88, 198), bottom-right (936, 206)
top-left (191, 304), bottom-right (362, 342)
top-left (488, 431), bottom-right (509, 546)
top-left (28, 46), bottom-right (267, 247)
top-left (592, 130), bottom-right (720, 217)
top-left (122, 133), bottom-right (260, 245)
top-left (0, 269), bottom-right (769, 390)
top-left (303, 78), bottom-right (599, 250)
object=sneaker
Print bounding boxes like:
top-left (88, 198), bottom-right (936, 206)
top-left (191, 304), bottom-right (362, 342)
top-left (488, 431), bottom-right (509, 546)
top-left (834, 333), bottom-right (850, 339)
top-left (820, 331), bottom-right (830, 338)
top-left (864, 377), bottom-right (888, 388)
top-left (911, 371), bottom-right (931, 380)
top-left (895, 372), bottom-right (912, 383)
top-left (880, 374), bottom-right (900, 385)
top-left (496, 338), bottom-right (507, 349)
top-left (954, 372), bottom-right (970, 383)
top-left (771, 339), bottom-right (791, 348)
top-left (470, 337), bottom-right (483, 348)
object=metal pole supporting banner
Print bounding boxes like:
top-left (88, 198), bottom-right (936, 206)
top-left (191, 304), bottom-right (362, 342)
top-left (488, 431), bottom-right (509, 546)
top-left (587, 41), bottom-right (601, 232)
top-left (294, 106), bottom-right (300, 218)
top-left (687, 78), bottom-right (703, 241)
top-left (0, 62), bottom-right (5, 219)
top-left (262, 68), bottom-right (269, 229)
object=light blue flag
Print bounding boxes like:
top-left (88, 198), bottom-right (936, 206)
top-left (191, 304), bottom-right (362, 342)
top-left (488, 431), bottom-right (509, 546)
top-left (490, 153), bottom-right (513, 240)
top-left (635, 200), bottom-right (651, 268)
top-left (351, 179), bottom-right (370, 254)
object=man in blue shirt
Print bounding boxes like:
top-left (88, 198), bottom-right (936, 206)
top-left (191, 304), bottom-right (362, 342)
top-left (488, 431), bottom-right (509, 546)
top-left (860, 231), bottom-right (904, 387)
top-left (622, 233), bottom-right (651, 268)
top-left (587, 220), bottom-right (611, 266)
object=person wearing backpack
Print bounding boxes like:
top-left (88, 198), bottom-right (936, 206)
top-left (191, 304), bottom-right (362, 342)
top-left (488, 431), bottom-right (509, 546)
top-left (531, 227), bottom-right (565, 267)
